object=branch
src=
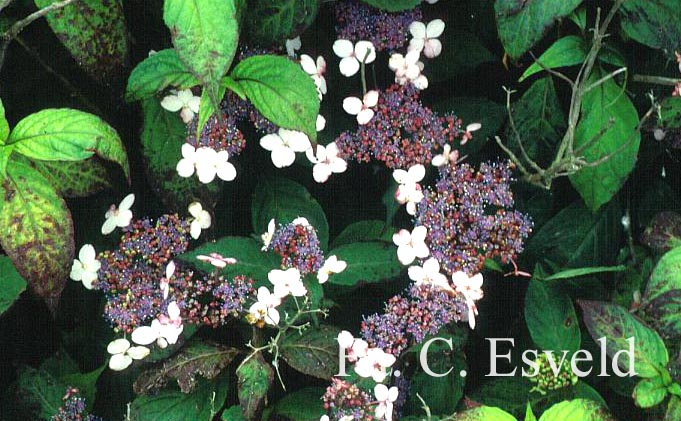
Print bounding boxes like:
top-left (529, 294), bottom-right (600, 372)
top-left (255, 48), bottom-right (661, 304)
top-left (0, 0), bottom-right (13, 13)
top-left (633, 74), bottom-right (681, 86)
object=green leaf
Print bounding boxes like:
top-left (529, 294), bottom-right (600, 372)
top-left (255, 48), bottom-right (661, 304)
top-left (525, 402), bottom-right (538, 421)
top-left (195, 84), bottom-right (227, 136)
top-left (429, 29), bottom-right (495, 83)
top-left (222, 406), bottom-right (246, 421)
top-left (57, 365), bottom-right (106, 411)
top-left (130, 376), bottom-right (229, 421)
top-left (0, 146), bottom-right (11, 177)
top-left (569, 68), bottom-right (641, 211)
top-left (633, 376), bottom-right (668, 408)
top-left (10, 366), bottom-right (66, 419)
top-left (35, 0), bottom-right (128, 82)
top-left (525, 277), bottom-right (581, 353)
top-left (236, 354), bottom-right (273, 420)
top-left (231, 55), bottom-right (320, 141)
top-left (644, 246), bottom-right (681, 303)
top-left (519, 36), bottom-right (588, 82)
top-left (619, 0), bottom-right (681, 54)
top-left (542, 265), bottom-right (626, 281)
top-left (331, 220), bottom-right (390, 249)
top-left (578, 300), bottom-right (668, 378)
top-left (29, 158), bottom-right (110, 198)
top-left (125, 49), bottom-right (199, 102)
top-left (246, 0), bottom-right (319, 44)
top-left (0, 157), bottom-right (74, 309)
top-left (327, 242), bottom-right (400, 286)
top-left (280, 325), bottom-right (340, 380)
top-left (659, 97), bottom-right (681, 129)
top-left (163, 0), bottom-right (241, 107)
top-left (134, 340), bottom-right (240, 394)
top-left (7, 108), bottom-right (130, 180)
top-left (0, 256), bottom-right (26, 316)
top-left (494, 0), bottom-right (583, 59)
top-left (643, 290), bottom-right (681, 337)
top-left (178, 236), bottom-right (279, 283)
top-left (538, 399), bottom-right (615, 420)
top-left (141, 98), bottom-right (220, 211)
top-left (271, 387), bottom-right (326, 420)
top-left (469, 378), bottom-right (534, 418)
top-left (665, 396), bottom-right (681, 421)
top-left (251, 177), bottom-right (329, 249)
top-left (448, 406), bottom-right (517, 420)
top-left (0, 97), bottom-right (8, 143)
top-left (360, 0), bottom-right (419, 12)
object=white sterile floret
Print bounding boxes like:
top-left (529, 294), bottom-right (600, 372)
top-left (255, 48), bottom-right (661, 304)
top-left (374, 384), bottom-right (399, 421)
top-left (354, 347), bottom-right (396, 382)
top-left (260, 128), bottom-right (312, 168)
top-left (269, 268), bottom-right (307, 298)
top-left (107, 338), bottom-right (150, 371)
top-left (261, 219), bottom-right (276, 251)
top-left (408, 257), bottom-right (453, 293)
top-left (161, 89), bottom-right (200, 124)
top-left (131, 302), bottom-right (184, 348)
top-left (300, 54), bottom-right (327, 99)
top-left (432, 144), bottom-right (459, 167)
top-left (392, 226), bottom-right (429, 265)
top-left (337, 330), bottom-right (368, 362)
top-left (188, 201), bottom-right (211, 240)
top-left (408, 19), bottom-right (445, 59)
top-left (176, 144), bottom-right (236, 184)
top-left (389, 50), bottom-right (428, 90)
top-left (285, 36), bottom-right (301, 57)
top-left (393, 164), bottom-right (426, 215)
top-left (451, 271), bottom-right (484, 329)
top-left (70, 244), bottom-right (101, 289)
top-left (317, 255), bottom-right (347, 283)
top-left (196, 253), bottom-right (236, 269)
top-left (343, 90), bottom-right (379, 125)
top-left (305, 142), bottom-right (348, 183)
top-left (101, 193), bottom-right (135, 235)
top-left (160, 260), bottom-right (174, 300)
top-left (249, 287), bottom-right (282, 326)
top-left (333, 39), bottom-right (376, 77)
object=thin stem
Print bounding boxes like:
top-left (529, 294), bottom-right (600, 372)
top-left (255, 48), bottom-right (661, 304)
top-left (633, 74), bottom-right (681, 86)
top-left (0, 0), bottom-right (13, 13)
top-left (360, 63), bottom-right (367, 96)
top-left (503, 86), bottom-right (542, 173)
top-left (583, 67), bottom-right (627, 94)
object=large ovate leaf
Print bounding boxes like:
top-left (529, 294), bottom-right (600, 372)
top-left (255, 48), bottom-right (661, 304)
top-left (538, 399), bottom-right (615, 420)
top-left (494, 0), bottom-right (583, 59)
top-left (230, 55), bottom-right (320, 140)
top-left (270, 387), bottom-right (326, 420)
top-left (644, 246), bottom-right (681, 302)
top-left (236, 353), bottom-right (273, 420)
top-left (134, 340), bottom-right (240, 395)
top-left (163, 0), bottom-right (241, 107)
top-left (280, 325), bottom-right (340, 380)
top-left (632, 376), bottom-right (667, 408)
top-left (252, 177), bottom-right (329, 249)
top-left (0, 256), bottom-right (26, 316)
top-left (0, 157), bottom-right (74, 310)
top-left (619, 0), bottom-right (681, 54)
top-left (525, 277), bottom-right (581, 353)
top-left (519, 35), bottom-right (588, 82)
top-left (569, 69), bottom-right (641, 211)
top-left (130, 376), bottom-right (229, 421)
top-left (141, 98), bottom-right (220, 211)
top-left (0, 97), bottom-right (8, 143)
top-left (178, 236), bottom-right (279, 284)
top-left (246, 0), bottom-right (319, 44)
top-left (644, 290), bottom-right (681, 338)
top-left (125, 49), bottom-right (199, 102)
top-left (578, 300), bottom-right (668, 378)
top-left (7, 108), bottom-right (130, 180)
top-left (35, 0), bottom-right (128, 83)
top-left (4, 366), bottom-right (66, 419)
top-left (327, 241), bottom-right (400, 286)
top-left (30, 158), bottom-right (110, 198)
top-left (360, 0), bottom-right (419, 12)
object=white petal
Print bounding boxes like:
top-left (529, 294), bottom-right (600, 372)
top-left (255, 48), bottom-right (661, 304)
top-left (413, 74), bottom-right (429, 90)
top-left (397, 245), bottom-right (416, 265)
top-left (176, 158), bottom-right (195, 178)
top-left (131, 326), bottom-right (159, 346)
top-left (160, 95), bottom-right (183, 112)
top-left (356, 109), bottom-right (374, 125)
top-left (426, 19), bottom-right (445, 38)
top-left (166, 261), bottom-right (176, 279)
top-left (196, 165), bottom-right (217, 184)
top-left (337, 331), bottom-right (354, 348)
top-left (363, 90), bottom-right (379, 107)
top-left (188, 202), bottom-right (203, 218)
top-left (316, 114), bottom-right (326, 131)
top-left (306, 145), bottom-right (322, 163)
top-left (408, 164), bottom-right (426, 182)
top-left (167, 302), bottom-right (181, 319)
top-left (107, 338), bottom-right (130, 355)
top-left (127, 346), bottom-right (150, 360)
top-left (187, 95), bottom-right (201, 114)
top-left (199, 211), bottom-right (212, 229)
top-left (190, 220), bottom-right (202, 239)
top-left (281, 129), bottom-right (311, 152)
top-left (409, 38), bottom-right (425, 53)
top-left (424, 39), bottom-right (442, 59)
top-left (119, 194), bottom-right (135, 211)
top-left (423, 257), bottom-right (440, 274)
top-left (78, 244), bottom-right (96, 263)
top-left (101, 217), bottom-right (117, 235)
top-left (388, 54), bottom-right (405, 71)
top-left (354, 41), bottom-right (376, 63)
top-left (392, 229), bottom-right (411, 246)
top-left (115, 209), bottom-right (133, 227)
top-left (329, 157), bottom-right (347, 174)
top-left (432, 154), bottom-right (446, 167)
top-left (181, 143), bottom-right (196, 159)
top-left (392, 169), bottom-right (409, 184)
top-left (109, 353), bottom-right (133, 371)
top-left (467, 123), bottom-right (482, 132)
top-left (339, 57), bottom-right (360, 77)
top-left (271, 147), bottom-right (296, 168)
top-left (408, 265), bottom-right (426, 282)
top-left (266, 308), bottom-right (280, 325)
top-left (332, 39), bottom-right (354, 58)
top-left (216, 161), bottom-right (237, 181)
top-left (70, 261), bottom-right (84, 281)
top-left (313, 163), bottom-right (332, 183)
top-left (300, 54), bottom-right (317, 75)
top-left (260, 133), bottom-right (283, 151)
top-left (374, 383), bottom-right (389, 401)
top-left (409, 21), bottom-right (427, 39)
top-left (81, 272), bottom-right (97, 290)
top-left (343, 97), bottom-right (363, 115)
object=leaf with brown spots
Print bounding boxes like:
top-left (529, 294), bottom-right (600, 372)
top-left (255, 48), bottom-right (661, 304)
top-left (35, 0), bottom-right (129, 83)
top-left (0, 156), bottom-right (74, 311)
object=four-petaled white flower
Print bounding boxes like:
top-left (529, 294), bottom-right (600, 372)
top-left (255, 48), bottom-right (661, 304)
top-left (70, 244), bottom-right (101, 289)
top-left (392, 226), bottom-right (429, 265)
top-left (292, 216), bottom-right (311, 226)
top-left (197, 253), bottom-right (236, 268)
top-left (249, 287), bottom-right (282, 326)
top-left (305, 142), bottom-right (348, 183)
top-left (354, 347), bottom-right (396, 383)
top-left (261, 219), bottom-right (276, 251)
top-left (337, 330), bottom-right (369, 362)
top-left (317, 255), bottom-right (347, 284)
top-left (408, 19), bottom-right (445, 59)
top-left (102, 193), bottom-right (135, 235)
top-left (260, 128), bottom-right (312, 168)
top-left (160, 260), bottom-right (175, 300)
top-left (432, 144), bottom-right (459, 167)
top-left (300, 54), bottom-right (327, 99)
top-left (269, 268), bottom-right (307, 299)
top-left (374, 384), bottom-right (399, 421)
top-left (451, 271), bottom-right (484, 329)
top-left (176, 144), bottom-right (237, 184)
top-left (161, 89), bottom-right (201, 124)
top-left (408, 257), bottom-right (453, 293)
top-left (393, 164), bottom-right (426, 215)
top-left (333, 39), bottom-right (376, 77)
top-left (389, 50), bottom-right (428, 90)
top-left (188, 201), bottom-right (211, 240)
top-left (285, 36), bottom-right (301, 57)
top-left (343, 90), bottom-right (379, 125)
top-left (131, 301), bottom-right (184, 348)
top-left (107, 338), bottom-right (150, 371)
top-left (462, 122), bottom-right (482, 145)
